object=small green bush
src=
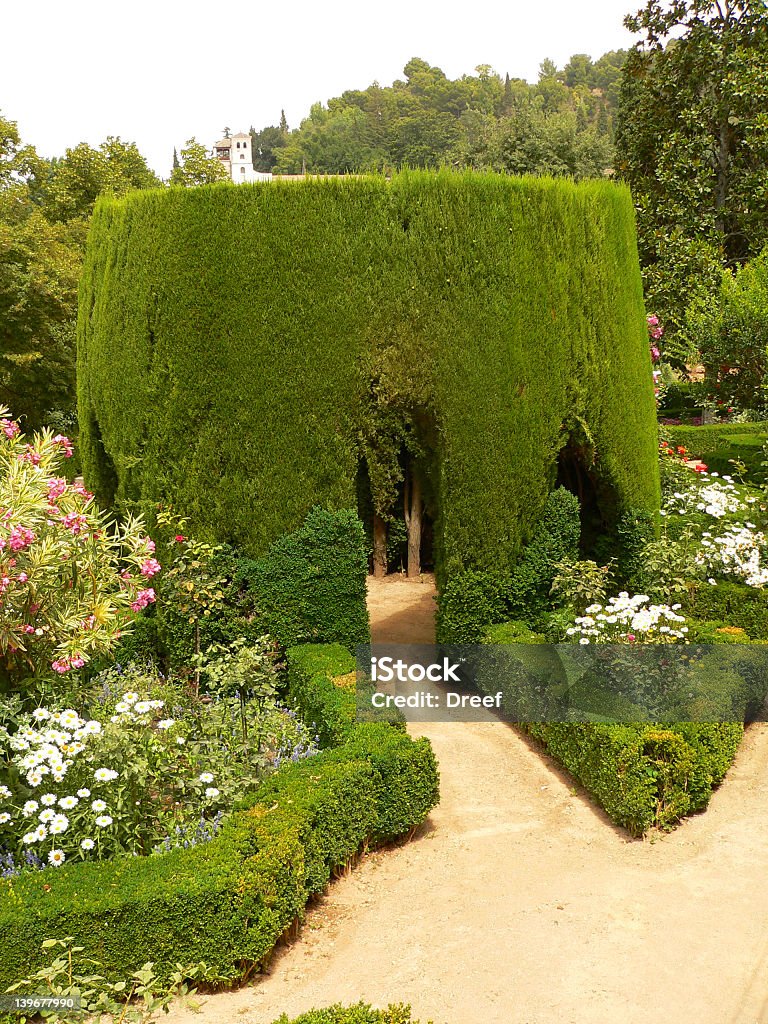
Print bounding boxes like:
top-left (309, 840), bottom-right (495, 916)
top-left (271, 1005), bottom-right (426, 1024)
top-left (525, 720), bottom-right (743, 835)
top-left (244, 507), bottom-right (370, 651)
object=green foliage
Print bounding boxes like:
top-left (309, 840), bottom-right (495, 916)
top-left (664, 423), bottom-right (768, 483)
top-left (681, 580), bottom-right (768, 640)
top-left (525, 721), bottom-right (743, 835)
top-left (687, 247), bottom-right (768, 409)
top-left (616, 0), bottom-right (768, 346)
top-left (246, 508), bottom-right (370, 652)
top-left (506, 487), bottom-right (581, 621)
top-left (271, 1005), bottom-right (427, 1024)
top-left (78, 173), bottom-right (659, 579)
top-left (269, 55), bottom-right (624, 176)
top-left (169, 139), bottom-right (229, 187)
top-left (0, 645), bottom-right (439, 992)
top-left (435, 569), bottom-right (510, 644)
top-left (6, 936), bottom-right (228, 1024)
top-left (550, 558), bottom-right (615, 615)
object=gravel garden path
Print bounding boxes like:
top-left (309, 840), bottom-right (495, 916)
top-left (167, 575), bottom-right (768, 1024)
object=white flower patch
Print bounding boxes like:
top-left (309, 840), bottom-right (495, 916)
top-left (566, 593), bottom-right (687, 644)
top-left (663, 477), bottom-right (745, 519)
top-left (696, 524), bottom-right (768, 588)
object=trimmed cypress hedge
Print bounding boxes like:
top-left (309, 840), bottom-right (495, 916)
top-left (681, 580), bottom-right (768, 641)
top-left (0, 646), bottom-right (438, 991)
top-left (78, 172), bottom-right (659, 579)
top-left (665, 422), bottom-right (768, 482)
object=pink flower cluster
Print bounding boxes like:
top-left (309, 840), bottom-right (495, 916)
top-left (61, 512), bottom-right (88, 536)
top-left (51, 654), bottom-right (86, 674)
top-left (140, 557), bottom-right (161, 578)
top-left (1, 420), bottom-right (19, 440)
top-left (18, 446), bottom-right (41, 467)
top-left (130, 588), bottom-right (156, 613)
top-left (46, 478), bottom-right (68, 502)
top-left (9, 526), bottom-right (35, 551)
top-left (52, 435), bottom-right (74, 458)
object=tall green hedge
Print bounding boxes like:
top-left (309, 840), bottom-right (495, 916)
top-left (78, 172), bottom-right (659, 577)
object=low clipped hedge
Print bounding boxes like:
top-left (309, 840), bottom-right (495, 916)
top-left (481, 623), bottom-right (745, 835)
top-left (681, 580), bottom-right (768, 641)
top-left (525, 721), bottom-right (742, 835)
top-left (665, 422), bottom-right (768, 482)
top-left (272, 1005), bottom-right (427, 1024)
top-left (0, 646), bottom-right (438, 991)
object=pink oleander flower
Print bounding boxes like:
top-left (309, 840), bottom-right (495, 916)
top-left (28, 603), bottom-right (40, 614)
top-left (22, 625), bottom-right (35, 634)
top-left (18, 446), bottom-right (41, 466)
top-left (174, 534), bottom-right (186, 543)
top-left (51, 659), bottom-right (69, 674)
top-left (647, 315), bottom-right (659, 326)
top-left (9, 526), bottom-right (35, 551)
top-left (650, 345), bottom-right (661, 362)
top-left (17, 572), bottom-right (28, 584)
top-left (69, 481), bottom-right (93, 501)
top-left (52, 435), bottom-right (74, 458)
top-left (61, 512), bottom-right (88, 536)
top-left (46, 478), bottom-right (67, 502)
top-left (143, 537), bottom-right (156, 553)
top-left (1, 420), bottom-right (19, 439)
top-left (140, 557), bottom-right (161, 578)
top-left (130, 588), bottom-right (156, 612)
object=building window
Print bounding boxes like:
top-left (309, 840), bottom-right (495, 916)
top-left (241, 166), bottom-right (246, 174)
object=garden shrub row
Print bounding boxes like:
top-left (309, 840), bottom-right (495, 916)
top-left (0, 646), bottom-right (438, 991)
top-left (78, 171), bottom-right (659, 582)
top-left (681, 580), bottom-right (768, 641)
top-left (665, 422), bottom-right (768, 482)
top-left (479, 623), bottom-right (746, 834)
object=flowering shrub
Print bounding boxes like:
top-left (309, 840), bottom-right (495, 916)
top-left (697, 524), bottom-right (768, 588)
top-left (565, 593), bottom-right (688, 644)
top-left (0, 665), bottom-right (318, 872)
top-left (662, 474), bottom-right (744, 519)
top-left (0, 408), bottom-right (159, 683)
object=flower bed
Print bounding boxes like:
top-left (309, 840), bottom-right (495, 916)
top-left (0, 645), bottom-right (439, 991)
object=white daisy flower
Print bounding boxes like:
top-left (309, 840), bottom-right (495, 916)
top-left (59, 796), bottom-right (78, 810)
top-left (198, 772), bottom-right (214, 784)
top-left (157, 719), bottom-right (175, 730)
top-left (0, 812), bottom-right (11, 825)
top-left (205, 787), bottom-right (220, 799)
top-left (40, 793), bottom-right (57, 806)
top-left (22, 800), bottom-right (39, 817)
top-left (48, 849), bottom-right (66, 866)
top-left (91, 799), bottom-right (107, 813)
top-left (33, 824), bottom-right (47, 841)
top-left (32, 708), bottom-right (50, 721)
top-left (80, 838), bottom-right (95, 851)
top-left (39, 809), bottom-right (56, 822)
top-left (49, 814), bottom-right (68, 835)
top-left (94, 768), bottom-right (118, 782)
top-left (0, 785), bottom-right (10, 800)
top-left (95, 815), bottom-right (113, 828)
top-left (77, 788), bottom-right (91, 799)
top-left (26, 772), bottom-right (43, 788)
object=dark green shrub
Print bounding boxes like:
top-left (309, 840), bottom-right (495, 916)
top-left (244, 507), bottom-right (370, 651)
top-left (506, 487), bottom-right (581, 623)
top-left (681, 580), bottom-right (768, 640)
top-left (435, 569), bottom-right (510, 643)
top-left (78, 172), bottom-right (659, 580)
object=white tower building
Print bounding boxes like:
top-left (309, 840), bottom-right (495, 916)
top-left (214, 132), bottom-right (272, 183)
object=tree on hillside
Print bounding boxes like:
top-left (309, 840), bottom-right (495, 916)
top-left (616, 0), bottom-right (768, 348)
top-left (170, 138), bottom-right (229, 186)
top-left (40, 137), bottom-right (160, 222)
top-left (0, 114), bottom-right (83, 428)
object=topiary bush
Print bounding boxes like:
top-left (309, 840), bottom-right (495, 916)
top-left (78, 172), bottom-right (659, 581)
top-left (664, 423), bottom-right (768, 483)
top-left (681, 580), bottom-right (768, 640)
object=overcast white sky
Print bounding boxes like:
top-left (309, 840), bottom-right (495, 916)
top-left (1, 0), bottom-right (641, 179)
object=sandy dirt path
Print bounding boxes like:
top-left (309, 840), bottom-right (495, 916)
top-left (167, 576), bottom-right (768, 1024)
